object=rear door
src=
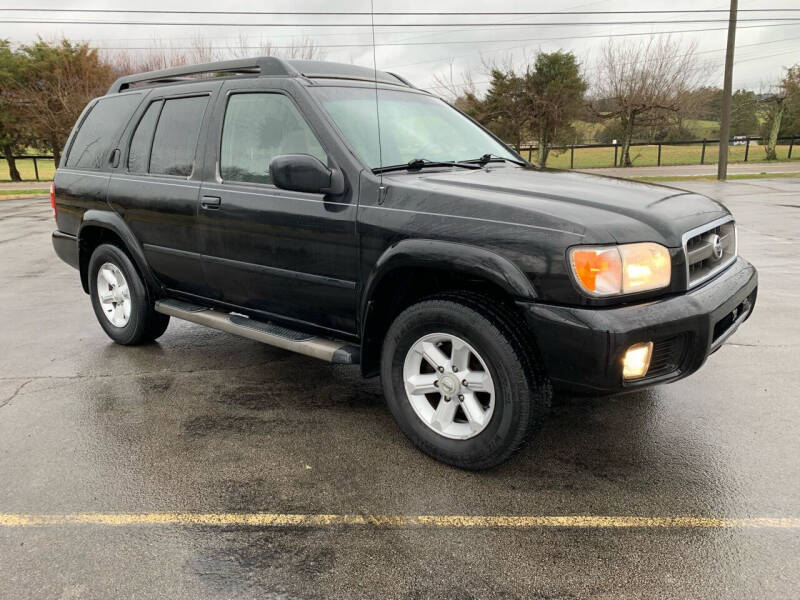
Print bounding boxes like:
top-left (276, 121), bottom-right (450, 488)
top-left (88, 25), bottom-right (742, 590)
top-left (55, 92), bottom-right (144, 236)
top-left (197, 80), bottom-right (359, 336)
top-left (107, 82), bottom-right (219, 296)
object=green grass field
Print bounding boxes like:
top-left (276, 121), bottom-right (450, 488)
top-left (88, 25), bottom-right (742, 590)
top-left (685, 119), bottom-right (720, 139)
top-left (525, 142), bottom-right (799, 169)
top-left (0, 158), bottom-right (55, 182)
top-left (0, 189), bottom-right (50, 197)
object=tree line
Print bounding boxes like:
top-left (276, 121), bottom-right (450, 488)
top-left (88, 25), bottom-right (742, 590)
top-left (0, 37), bottom-right (324, 181)
top-left (0, 36), bottom-right (798, 180)
top-left (0, 40), bottom-right (116, 178)
top-left (442, 37), bottom-right (800, 167)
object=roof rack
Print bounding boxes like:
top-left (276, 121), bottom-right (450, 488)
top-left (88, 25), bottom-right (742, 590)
top-left (107, 57), bottom-right (298, 94)
top-left (385, 72), bottom-right (414, 87)
top-left (107, 57), bottom-right (416, 95)
top-left (285, 60), bottom-right (414, 88)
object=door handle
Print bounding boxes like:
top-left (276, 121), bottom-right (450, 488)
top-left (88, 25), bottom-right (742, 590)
top-left (201, 196), bottom-right (221, 210)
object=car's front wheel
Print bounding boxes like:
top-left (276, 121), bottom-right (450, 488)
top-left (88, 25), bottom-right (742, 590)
top-left (381, 294), bottom-right (551, 469)
top-left (88, 243), bottom-right (169, 345)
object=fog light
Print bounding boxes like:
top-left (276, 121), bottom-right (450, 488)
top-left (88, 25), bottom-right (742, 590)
top-left (622, 342), bottom-right (653, 380)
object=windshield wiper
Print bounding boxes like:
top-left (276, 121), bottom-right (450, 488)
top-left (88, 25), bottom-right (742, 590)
top-left (373, 158), bottom-right (482, 174)
top-left (462, 153), bottom-right (528, 167)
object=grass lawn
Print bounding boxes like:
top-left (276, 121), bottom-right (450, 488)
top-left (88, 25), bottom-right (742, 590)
top-left (0, 188), bottom-right (50, 196)
top-left (0, 189), bottom-right (50, 200)
top-left (0, 158), bottom-right (56, 182)
top-left (525, 143), bottom-right (799, 169)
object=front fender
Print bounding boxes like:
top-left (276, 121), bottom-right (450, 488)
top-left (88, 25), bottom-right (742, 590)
top-left (78, 210), bottom-right (161, 294)
top-left (360, 238), bottom-right (537, 330)
top-left (357, 239), bottom-right (538, 377)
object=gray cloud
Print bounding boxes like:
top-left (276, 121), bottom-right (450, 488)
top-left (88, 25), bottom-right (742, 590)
top-left (2, 0), bottom-right (798, 93)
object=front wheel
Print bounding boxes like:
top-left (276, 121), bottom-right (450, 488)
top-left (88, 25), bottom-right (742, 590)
top-left (381, 295), bottom-right (551, 470)
top-left (88, 243), bottom-right (170, 345)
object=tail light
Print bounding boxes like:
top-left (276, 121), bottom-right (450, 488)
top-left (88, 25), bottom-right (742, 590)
top-left (50, 182), bottom-right (56, 218)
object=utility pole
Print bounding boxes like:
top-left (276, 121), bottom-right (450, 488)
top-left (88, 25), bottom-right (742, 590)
top-left (717, 0), bottom-right (738, 181)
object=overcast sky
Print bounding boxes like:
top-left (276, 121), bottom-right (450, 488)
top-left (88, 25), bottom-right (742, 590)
top-left (2, 0), bottom-right (799, 95)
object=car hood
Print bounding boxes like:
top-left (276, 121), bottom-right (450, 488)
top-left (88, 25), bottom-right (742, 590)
top-left (382, 166), bottom-right (730, 246)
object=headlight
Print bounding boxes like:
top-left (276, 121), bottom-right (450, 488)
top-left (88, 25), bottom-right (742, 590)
top-left (569, 242), bottom-right (671, 297)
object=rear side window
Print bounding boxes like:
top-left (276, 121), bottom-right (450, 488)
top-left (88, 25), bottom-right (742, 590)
top-left (220, 93), bottom-right (326, 185)
top-left (128, 101), bottom-right (162, 173)
top-left (65, 94), bottom-right (142, 169)
top-left (149, 96), bottom-right (208, 177)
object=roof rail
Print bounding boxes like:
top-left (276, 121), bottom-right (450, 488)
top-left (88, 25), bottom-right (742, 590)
top-left (107, 57), bottom-right (299, 94)
top-left (385, 71), bottom-right (415, 88)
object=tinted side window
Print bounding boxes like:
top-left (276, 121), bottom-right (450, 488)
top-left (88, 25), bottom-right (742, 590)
top-left (65, 94), bottom-right (142, 169)
top-left (220, 93), bottom-right (326, 185)
top-left (128, 101), bottom-right (162, 173)
top-left (149, 96), bottom-right (208, 177)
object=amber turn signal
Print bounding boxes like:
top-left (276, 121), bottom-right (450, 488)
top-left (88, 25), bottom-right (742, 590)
top-left (569, 243), bottom-right (671, 297)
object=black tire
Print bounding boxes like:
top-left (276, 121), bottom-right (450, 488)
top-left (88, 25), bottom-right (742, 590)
top-left (88, 243), bottom-right (170, 345)
top-left (381, 293), bottom-right (551, 470)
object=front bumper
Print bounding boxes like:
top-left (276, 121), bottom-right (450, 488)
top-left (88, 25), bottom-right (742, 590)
top-left (519, 257), bottom-right (758, 394)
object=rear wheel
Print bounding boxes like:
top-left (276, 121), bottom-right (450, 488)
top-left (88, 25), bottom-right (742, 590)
top-left (381, 294), bottom-right (551, 469)
top-left (88, 243), bottom-right (169, 345)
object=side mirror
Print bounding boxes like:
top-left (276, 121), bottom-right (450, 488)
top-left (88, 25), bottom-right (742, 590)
top-left (269, 154), bottom-right (344, 195)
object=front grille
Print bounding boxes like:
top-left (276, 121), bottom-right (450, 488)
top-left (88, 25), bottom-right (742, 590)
top-left (683, 217), bottom-right (737, 288)
top-left (647, 334), bottom-right (689, 379)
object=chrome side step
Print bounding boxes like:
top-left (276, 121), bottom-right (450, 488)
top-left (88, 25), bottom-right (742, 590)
top-left (155, 299), bottom-right (360, 364)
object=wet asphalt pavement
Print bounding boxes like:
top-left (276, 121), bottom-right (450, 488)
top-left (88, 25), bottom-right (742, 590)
top-left (1, 178), bottom-right (799, 599)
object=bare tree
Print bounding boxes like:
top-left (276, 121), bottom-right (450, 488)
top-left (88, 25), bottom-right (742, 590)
top-left (225, 35), bottom-right (326, 60)
top-left (760, 64), bottom-right (800, 160)
top-left (591, 37), bottom-right (710, 166)
top-left (104, 47), bottom-right (189, 76)
top-left (103, 35), bottom-right (326, 78)
top-left (431, 59), bottom-right (478, 102)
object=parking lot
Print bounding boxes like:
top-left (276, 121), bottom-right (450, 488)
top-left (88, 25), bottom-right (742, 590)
top-left (1, 178), bottom-right (798, 599)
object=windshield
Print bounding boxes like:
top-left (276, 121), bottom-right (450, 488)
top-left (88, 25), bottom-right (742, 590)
top-left (309, 86), bottom-right (517, 169)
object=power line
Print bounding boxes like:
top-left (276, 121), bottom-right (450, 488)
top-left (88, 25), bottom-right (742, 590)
top-left (36, 18), bottom-right (788, 45)
top-left (385, 28), bottom-right (799, 69)
top-left (1, 8), bottom-right (799, 16)
top-left (67, 24), bottom-right (799, 53)
top-left (731, 47), bottom-right (799, 64)
top-left (426, 48), bottom-right (800, 91)
top-left (3, 18), bottom-right (800, 28)
top-left (9, 20), bottom-right (794, 50)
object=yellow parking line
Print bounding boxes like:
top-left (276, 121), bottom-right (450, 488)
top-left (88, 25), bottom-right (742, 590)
top-left (0, 513), bottom-right (799, 528)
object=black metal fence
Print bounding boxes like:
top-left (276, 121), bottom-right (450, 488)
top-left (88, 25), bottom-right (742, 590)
top-left (2, 137), bottom-right (800, 181)
top-left (519, 136), bottom-right (798, 169)
top-left (0, 155), bottom-right (54, 182)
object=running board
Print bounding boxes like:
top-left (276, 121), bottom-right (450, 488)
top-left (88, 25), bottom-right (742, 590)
top-left (155, 299), bottom-right (360, 364)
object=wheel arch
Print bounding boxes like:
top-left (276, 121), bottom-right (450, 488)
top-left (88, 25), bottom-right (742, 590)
top-left (77, 210), bottom-right (161, 295)
top-left (359, 239), bottom-right (538, 377)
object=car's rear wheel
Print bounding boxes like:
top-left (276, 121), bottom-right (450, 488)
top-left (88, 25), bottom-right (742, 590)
top-left (88, 243), bottom-right (169, 345)
top-left (381, 294), bottom-right (551, 469)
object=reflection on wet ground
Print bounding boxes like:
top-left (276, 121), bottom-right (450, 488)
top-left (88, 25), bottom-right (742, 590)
top-left (1, 183), bottom-right (798, 599)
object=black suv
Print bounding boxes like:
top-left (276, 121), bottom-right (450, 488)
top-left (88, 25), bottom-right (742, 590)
top-left (52, 58), bottom-right (757, 469)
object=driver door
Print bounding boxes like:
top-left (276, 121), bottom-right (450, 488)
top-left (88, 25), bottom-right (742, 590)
top-left (197, 81), bottom-right (358, 336)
